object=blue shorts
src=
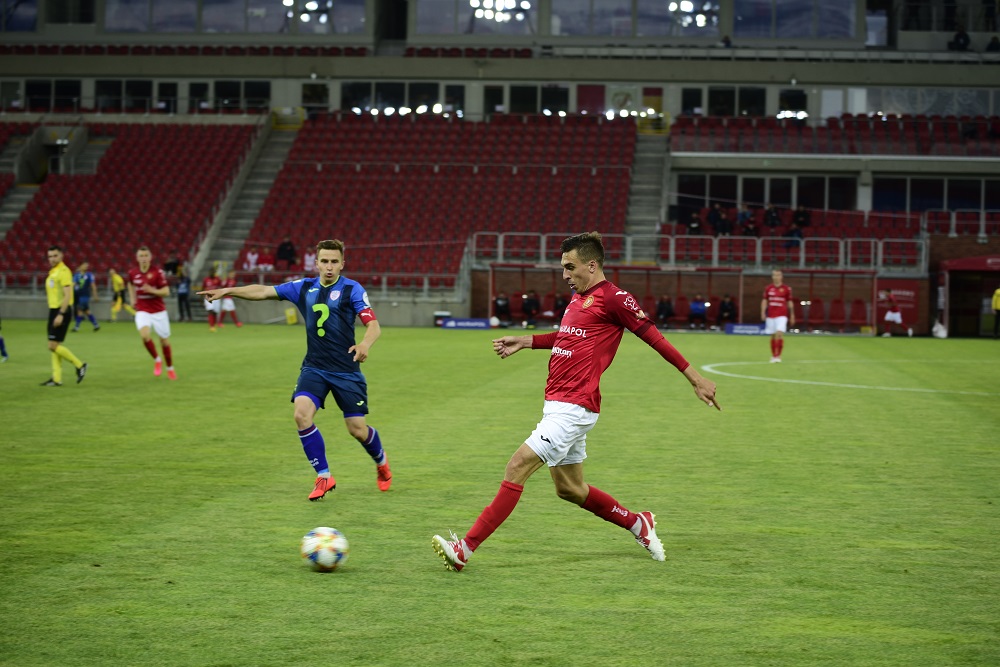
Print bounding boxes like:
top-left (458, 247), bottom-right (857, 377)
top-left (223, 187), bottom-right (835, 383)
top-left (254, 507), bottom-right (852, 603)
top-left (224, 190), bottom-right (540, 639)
top-left (292, 367), bottom-right (369, 417)
top-left (76, 296), bottom-right (91, 311)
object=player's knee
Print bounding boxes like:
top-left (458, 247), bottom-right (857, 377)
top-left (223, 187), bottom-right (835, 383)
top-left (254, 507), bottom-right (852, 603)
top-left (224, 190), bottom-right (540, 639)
top-left (346, 422), bottom-right (368, 441)
top-left (293, 410), bottom-right (313, 430)
top-left (554, 483), bottom-right (586, 505)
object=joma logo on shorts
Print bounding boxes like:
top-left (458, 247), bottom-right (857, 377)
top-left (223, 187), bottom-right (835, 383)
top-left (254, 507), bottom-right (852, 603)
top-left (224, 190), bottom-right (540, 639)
top-left (559, 325), bottom-right (587, 337)
top-left (551, 346), bottom-right (573, 358)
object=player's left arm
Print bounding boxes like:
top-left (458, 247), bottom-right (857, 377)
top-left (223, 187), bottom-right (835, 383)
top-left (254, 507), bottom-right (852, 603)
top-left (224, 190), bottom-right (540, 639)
top-left (786, 289), bottom-right (795, 326)
top-left (90, 275), bottom-right (99, 301)
top-left (614, 290), bottom-right (721, 410)
top-left (348, 288), bottom-right (379, 362)
top-left (350, 318), bottom-right (380, 363)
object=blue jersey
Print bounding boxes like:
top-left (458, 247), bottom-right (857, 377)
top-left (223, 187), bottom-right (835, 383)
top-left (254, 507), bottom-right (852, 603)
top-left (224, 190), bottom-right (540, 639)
top-left (73, 271), bottom-right (95, 298)
top-left (275, 275), bottom-right (375, 374)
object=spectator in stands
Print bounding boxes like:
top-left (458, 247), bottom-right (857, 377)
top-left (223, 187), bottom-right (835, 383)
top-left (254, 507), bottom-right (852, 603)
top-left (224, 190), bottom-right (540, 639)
top-left (553, 293), bottom-right (569, 322)
top-left (783, 223), bottom-right (804, 250)
top-left (947, 24), bottom-right (971, 51)
top-left (303, 248), bottom-right (317, 273)
top-left (987, 35), bottom-right (1000, 52)
top-left (715, 210), bottom-right (733, 236)
top-left (276, 236), bottom-right (297, 270)
top-left (163, 251), bottom-right (181, 280)
top-left (258, 247), bottom-right (275, 272)
top-left (737, 203), bottom-right (753, 227)
top-left (243, 246), bottom-right (260, 271)
top-left (717, 294), bottom-right (738, 328)
top-left (792, 205), bottom-right (811, 228)
top-left (688, 294), bottom-right (708, 329)
top-left (706, 203), bottom-right (723, 234)
top-left (656, 295), bottom-right (674, 328)
top-left (494, 292), bottom-right (511, 321)
top-left (687, 211), bottom-right (704, 235)
top-left (718, 35), bottom-right (732, 48)
top-left (742, 217), bottom-right (760, 237)
top-left (521, 290), bottom-right (540, 328)
top-left (764, 203), bottom-right (783, 230)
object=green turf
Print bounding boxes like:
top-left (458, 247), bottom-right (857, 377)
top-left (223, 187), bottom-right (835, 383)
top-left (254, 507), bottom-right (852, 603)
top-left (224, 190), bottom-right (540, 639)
top-left (0, 319), bottom-right (998, 666)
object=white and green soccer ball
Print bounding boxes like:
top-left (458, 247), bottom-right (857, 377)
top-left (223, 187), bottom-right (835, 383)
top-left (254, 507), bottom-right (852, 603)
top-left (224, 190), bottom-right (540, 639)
top-left (300, 527), bottom-right (349, 572)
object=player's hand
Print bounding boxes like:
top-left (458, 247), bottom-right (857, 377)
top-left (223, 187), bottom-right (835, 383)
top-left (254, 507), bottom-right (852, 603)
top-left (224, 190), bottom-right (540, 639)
top-left (492, 336), bottom-right (527, 359)
top-left (349, 343), bottom-right (370, 363)
top-left (684, 368), bottom-right (721, 411)
top-left (197, 289), bottom-right (220, 302)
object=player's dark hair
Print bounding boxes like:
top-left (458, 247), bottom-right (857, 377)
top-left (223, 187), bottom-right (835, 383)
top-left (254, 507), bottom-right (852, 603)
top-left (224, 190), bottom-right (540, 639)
top-left (560, 232), bottom-right (604, 267)
top-left (137, 245), bottom-right (150, 253)
top-left (48, 245), bottom-right (63, 253)
top-left (317, 239), bottom-right (345, 255)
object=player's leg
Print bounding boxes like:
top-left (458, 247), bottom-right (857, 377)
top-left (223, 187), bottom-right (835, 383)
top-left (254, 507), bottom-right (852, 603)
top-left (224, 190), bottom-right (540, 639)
top-left (111, 294), bottom-right (121, 321)
top-left (334, 378), bottom-right (391, 491)
top-left (0, 321), bottom-right (7, 360)
top-left (151, 313), bottom-right (176, 379)
top-left (204, 298), bottom-right (218, 331)
top-left (292, 372), bottom-right (336, 500)
top-left (73, 302), bottom-right (84, 331)
top-left (433, 443), bottom-right (539, 572)
top-left (87, 306), bottom-right (100, 330)
top-left (46, 311), bottom-right (84, 385)
top-left (552, 464), bottom-right (665, 561)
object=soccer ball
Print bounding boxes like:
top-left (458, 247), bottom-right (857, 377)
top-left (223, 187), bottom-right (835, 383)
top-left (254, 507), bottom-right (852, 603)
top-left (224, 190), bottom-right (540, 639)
top-left (300, 527), bottom-right (349, 572)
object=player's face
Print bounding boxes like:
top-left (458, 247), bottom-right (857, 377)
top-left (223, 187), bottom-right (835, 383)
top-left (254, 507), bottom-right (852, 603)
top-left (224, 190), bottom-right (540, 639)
top-left (772, 270), bottom-right (783, 286)
top-left (316, 248), bottom-right (344, 285)
top-left (136, 249), bottom-right (152, 269)
top-left (561, 249), bottom-right (597, 293)
top-left (47, 249), bottom-right (63, 267)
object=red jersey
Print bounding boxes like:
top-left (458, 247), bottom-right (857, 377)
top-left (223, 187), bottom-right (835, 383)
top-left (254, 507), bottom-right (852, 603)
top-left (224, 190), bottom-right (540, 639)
top-left (764, 283), bottom-right (793, 318)
top-left (885, 295), bottom-right (900, 313)
top-left (128, 265), bottom-right (168, 313)
top-left (530, 280), bottom-right (689, 413)
top-left (222, 277), bottom-right (237, 289)
top-left (202, 275), bottom-right (223, 292)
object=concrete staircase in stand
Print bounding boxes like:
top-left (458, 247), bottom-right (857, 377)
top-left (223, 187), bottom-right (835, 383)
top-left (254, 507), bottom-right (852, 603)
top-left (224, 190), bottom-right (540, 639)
top-left (625, 134), bottom-right (668, 263)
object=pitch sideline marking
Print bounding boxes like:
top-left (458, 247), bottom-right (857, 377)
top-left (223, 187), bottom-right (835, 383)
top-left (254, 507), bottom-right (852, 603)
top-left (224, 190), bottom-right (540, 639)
top-left (700, 360), bottom-right (1000, 397)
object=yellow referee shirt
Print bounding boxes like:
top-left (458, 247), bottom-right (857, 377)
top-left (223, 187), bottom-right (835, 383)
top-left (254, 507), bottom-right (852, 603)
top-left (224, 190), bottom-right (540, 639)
top-left (993, 288), bottom-right (1000, 311)
top-left (46, 261), bottom-right (74, 309)
top-left (111, 272), bottom-right (125, 292)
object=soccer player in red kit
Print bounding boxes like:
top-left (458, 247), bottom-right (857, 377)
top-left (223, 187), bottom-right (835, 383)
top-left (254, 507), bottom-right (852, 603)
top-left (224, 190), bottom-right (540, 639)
top-left (432, 232), bottom-right (720, 572)
top-left (128, 246), bottom-right (177, 380)
top-left (761, 269), bottom-right (794, 363)
top-left (219, 270), bottom-right (243, 327)
top-left (880, 292), bottom-right (912, 337)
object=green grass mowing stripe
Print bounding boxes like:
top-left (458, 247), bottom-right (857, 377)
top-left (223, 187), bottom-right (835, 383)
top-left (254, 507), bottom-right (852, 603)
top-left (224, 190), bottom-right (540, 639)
top-left (1, 321), bottom-right (998, 666)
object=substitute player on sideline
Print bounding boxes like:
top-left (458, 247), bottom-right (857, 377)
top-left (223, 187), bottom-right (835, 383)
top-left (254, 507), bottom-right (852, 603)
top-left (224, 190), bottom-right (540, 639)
top-left (761, 268), bottom-right (794, 363)
top-left (432, 232), bottom-right (719, 572)
top-left (198, 239), bottom-right (391, 500)
top-left (128, 246), bottom-right (177, 380)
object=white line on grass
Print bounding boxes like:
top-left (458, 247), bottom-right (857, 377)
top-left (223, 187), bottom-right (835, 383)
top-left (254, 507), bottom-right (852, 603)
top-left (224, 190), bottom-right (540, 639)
top-left (701, 360), bottom-right (1000, 397)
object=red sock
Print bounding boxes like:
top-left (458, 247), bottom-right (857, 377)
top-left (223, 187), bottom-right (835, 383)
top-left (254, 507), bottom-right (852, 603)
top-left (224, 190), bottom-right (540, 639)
top-left (208, 313), bottom-right (217, 327)
top-left (581, 485), bottom-right (637, 530)
top-left (464, 480), bottom-right (524, 551)
top-left (162, 344), bottom-right (172, 367)
top-left (143, 339), bottom-right (158, 359)
top-left (770, 339), bottom-right (777, 356)
top-left (230, 312), bottom-right (242, 325)
top-left (777, 339), bottom-right (784, 356)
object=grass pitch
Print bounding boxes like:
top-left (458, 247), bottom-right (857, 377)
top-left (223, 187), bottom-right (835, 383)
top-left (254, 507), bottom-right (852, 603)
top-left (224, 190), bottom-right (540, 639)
top-left (0, 319), bottom-right (998, 666)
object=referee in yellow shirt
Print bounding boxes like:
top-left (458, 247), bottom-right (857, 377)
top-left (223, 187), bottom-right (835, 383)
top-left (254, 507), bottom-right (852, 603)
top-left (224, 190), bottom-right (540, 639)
top-left (43, 245), bottom-right (87, 386)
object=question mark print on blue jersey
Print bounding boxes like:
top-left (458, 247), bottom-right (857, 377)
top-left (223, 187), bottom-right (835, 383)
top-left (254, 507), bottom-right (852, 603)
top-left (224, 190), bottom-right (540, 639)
top-left (312, 303), bottom-right (330, 337)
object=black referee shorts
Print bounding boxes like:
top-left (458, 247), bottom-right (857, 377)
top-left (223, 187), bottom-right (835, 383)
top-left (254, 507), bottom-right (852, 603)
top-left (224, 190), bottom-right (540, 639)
top-left (47, 308), bottom-right (71, 343)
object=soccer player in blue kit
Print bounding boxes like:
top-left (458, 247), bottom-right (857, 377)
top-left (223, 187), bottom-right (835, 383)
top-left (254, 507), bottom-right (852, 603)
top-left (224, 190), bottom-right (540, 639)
top-left (199, 239), bottom-right (391, 500)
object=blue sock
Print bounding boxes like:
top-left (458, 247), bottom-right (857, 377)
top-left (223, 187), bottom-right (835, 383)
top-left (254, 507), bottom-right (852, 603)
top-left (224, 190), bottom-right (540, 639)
top-left (88, 314), bottom-right (99, 327)
top-left (0, 335), bottom-right (6, 356)
top-left (74, 315), bottom-right (83, 328)
top-left (360, 426), bottom-right (386, 465)
top-left (298, 426), bottom-right (328, 474)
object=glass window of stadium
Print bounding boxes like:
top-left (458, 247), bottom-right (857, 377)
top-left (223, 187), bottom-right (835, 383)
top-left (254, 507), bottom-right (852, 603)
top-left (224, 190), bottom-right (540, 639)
top-left (95, 80), bottom-right (122, 113)
top-left (733, 0), bottom-right (856, 39)
top-left (375, 82), bottom-right (406, 111)
top-left (2, 0), bottom-right (37, 30)
top-left (987, 181), bottom-right (1000, 211)
top-left (510, 86), bottom-right (539, 113)
top-left (739, 87), bottom-right (766, 116)
top-left (444, 85), bottom-right (465, 114)
top-left (189, 82), bottom-right (210, 113)
top-left (215, 80), bottom-right (241, 109)
top-left (681, 88), bottom-right (702, 116)
top-left (417, 0), bottom-right (537, 35)
top-left (541, 86), bottom-right (570, 114)
top-left (125, 80), bottom-right (154, 112)
top-left (245, 80), bottom-right (271, 111)
top-left (54, 80), bottom-right (82, 113)
top-left (47, 0), bottom-right (95, 23)
top-left (103, 0), bottom-right (363, 33)
top-left (302, 83), bottom-right (329, 109)
top-left (408, 83), bottom-right (439, 110)
top-left (342, 82), bottom-right (372, 110)
top-left (158, 82), bottom-right (179, 113)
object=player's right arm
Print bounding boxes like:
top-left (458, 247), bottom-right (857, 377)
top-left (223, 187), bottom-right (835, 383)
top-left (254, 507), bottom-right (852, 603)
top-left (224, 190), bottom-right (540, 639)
top-left (760, 296), bottom-right (768, 321)
top-left (199, 284), bottom-right (277, 302)
top-left (492, 334), bottom-right (539, 359)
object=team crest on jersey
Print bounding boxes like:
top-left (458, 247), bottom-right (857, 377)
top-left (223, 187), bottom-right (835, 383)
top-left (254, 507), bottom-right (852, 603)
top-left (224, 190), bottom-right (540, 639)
top-left (582, 296), bottom-right (595, 309)
top-left (329, 290), bottom-right (341, 302)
